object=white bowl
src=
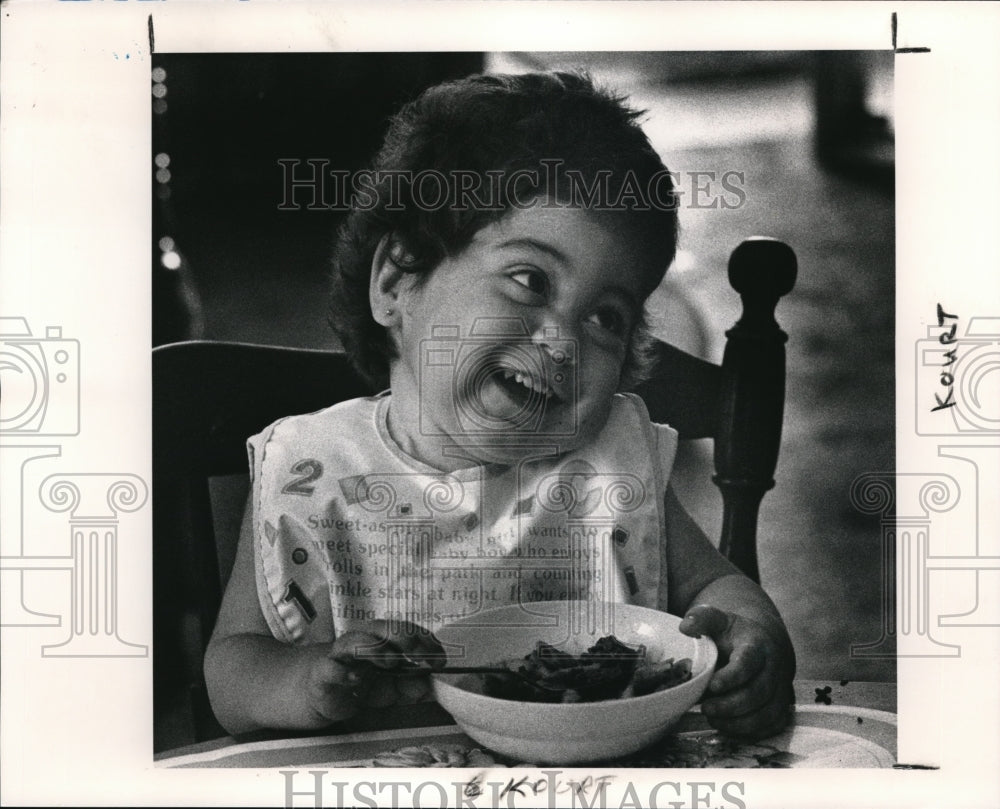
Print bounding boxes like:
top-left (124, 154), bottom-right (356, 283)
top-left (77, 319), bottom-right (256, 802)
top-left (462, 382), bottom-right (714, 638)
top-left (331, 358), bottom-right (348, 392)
top-left (431, 601), bottom-right (717, 764)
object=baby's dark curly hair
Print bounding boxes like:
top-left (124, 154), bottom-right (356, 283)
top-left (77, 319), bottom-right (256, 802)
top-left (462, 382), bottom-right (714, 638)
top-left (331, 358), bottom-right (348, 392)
top-left (329, 71), bottom-right (679, 391)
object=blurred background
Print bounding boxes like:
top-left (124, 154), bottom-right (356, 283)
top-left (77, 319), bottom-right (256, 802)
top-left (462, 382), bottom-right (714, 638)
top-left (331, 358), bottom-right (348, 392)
top-left (151, 51), bottom-right (895, 744)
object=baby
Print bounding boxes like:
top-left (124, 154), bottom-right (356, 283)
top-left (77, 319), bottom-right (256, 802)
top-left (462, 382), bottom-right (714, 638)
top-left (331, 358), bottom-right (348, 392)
top-left (205, 71), bottom-right (795, 741)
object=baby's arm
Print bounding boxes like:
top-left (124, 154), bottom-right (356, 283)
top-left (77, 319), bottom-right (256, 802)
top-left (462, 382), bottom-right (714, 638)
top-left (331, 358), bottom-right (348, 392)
top-left (204, 499), bottom-right (441, 735)
top-left (663, 485), bottom-right (796, 739)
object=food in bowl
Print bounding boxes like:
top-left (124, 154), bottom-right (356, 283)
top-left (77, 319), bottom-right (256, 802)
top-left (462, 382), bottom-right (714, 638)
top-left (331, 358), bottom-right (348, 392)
top-left (431, 601), bottom-right (718, 764)
top-left (480, 635), bottom-right (693, 703)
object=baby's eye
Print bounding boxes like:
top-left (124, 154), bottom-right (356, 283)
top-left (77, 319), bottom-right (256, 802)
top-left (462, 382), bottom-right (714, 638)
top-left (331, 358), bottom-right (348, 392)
top-left (586, 307), bottom-right (629, 337)
top-left (508, 269), bottom-right (549, 298)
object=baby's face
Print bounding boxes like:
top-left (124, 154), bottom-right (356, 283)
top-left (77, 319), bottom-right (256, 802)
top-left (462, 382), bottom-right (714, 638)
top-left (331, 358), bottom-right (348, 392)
top-left (388, 205), bottom-right (654, 468)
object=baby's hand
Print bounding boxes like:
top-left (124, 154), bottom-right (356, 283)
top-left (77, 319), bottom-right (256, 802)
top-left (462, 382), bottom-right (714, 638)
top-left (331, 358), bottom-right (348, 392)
top-left (306, 619), bottom-right (445, 722)
top-left (679, 605), bottom-right (795, 740)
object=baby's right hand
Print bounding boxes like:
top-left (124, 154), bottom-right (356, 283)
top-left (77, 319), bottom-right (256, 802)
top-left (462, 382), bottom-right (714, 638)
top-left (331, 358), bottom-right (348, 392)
top-left (305, 619), bottom-right (445, 722)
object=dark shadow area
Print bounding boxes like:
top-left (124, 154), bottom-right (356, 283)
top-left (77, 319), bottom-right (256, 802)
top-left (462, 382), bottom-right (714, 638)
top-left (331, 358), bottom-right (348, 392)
top-left (152, 53), bottom-right (484, 348)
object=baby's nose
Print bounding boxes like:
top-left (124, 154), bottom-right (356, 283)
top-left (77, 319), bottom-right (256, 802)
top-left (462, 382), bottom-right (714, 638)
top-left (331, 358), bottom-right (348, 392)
top-left (532, 324), bottom-right (577, 367)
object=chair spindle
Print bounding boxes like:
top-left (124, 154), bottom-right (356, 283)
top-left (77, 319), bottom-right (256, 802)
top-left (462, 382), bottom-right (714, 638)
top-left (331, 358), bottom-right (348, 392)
top-left (714, 238), bottom-right (797, 583)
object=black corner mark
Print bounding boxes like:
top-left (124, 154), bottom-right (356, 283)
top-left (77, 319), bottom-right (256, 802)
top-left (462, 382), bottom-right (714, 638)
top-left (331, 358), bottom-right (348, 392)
top-left (892, 11), bottom-right (931, 53)
top-left (148, 13), bottom-right (155, 55)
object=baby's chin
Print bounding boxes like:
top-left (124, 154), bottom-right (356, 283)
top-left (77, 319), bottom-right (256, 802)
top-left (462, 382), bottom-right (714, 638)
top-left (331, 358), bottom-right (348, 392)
top-left (442, 429), bottom-right (600, 470)
top-left (411, 392), bottom-right (613, 471)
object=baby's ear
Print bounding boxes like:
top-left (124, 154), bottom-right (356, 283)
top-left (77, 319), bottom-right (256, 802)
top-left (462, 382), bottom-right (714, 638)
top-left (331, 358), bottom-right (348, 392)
top-left (370, 233), bottom-right (416, 326)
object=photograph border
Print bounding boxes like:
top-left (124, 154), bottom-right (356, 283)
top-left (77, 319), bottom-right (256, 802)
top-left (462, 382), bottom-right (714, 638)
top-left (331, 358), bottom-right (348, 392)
top-left (2, 2), bottom-right (998, 807)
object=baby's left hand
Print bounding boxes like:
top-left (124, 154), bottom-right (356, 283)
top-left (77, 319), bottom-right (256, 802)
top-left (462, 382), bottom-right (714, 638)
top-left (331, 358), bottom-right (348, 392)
top-left (679, 604), bottom-right (795, 740)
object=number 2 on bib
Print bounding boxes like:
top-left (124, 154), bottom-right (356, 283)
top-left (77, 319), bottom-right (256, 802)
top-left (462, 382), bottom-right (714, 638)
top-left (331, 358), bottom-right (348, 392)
top-left (282, 459), bottom-right (324, 496)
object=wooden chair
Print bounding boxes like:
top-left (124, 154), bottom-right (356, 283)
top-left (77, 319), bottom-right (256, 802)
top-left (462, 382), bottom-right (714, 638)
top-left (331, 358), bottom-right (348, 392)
top-left (152, 236), bottom-right (795, 748)
top-left (634, 237), bottom-right (797, 581)
top-left (153, 344), bottom-right (372, 746)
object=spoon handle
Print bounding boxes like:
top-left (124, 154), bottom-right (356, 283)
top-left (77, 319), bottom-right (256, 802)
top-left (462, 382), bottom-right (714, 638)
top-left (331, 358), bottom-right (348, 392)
top-left (390, 665), bottom-right (513, 676)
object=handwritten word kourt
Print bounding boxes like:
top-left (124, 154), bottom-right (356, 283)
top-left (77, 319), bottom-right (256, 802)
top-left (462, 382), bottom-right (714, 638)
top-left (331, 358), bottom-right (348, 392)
top-left (931, 304), bottom-right (959, 413)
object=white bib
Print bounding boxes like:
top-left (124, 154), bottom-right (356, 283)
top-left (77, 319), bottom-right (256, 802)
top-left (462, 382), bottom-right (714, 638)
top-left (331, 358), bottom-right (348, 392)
top-left (248, 392), bottom-right (678, 642)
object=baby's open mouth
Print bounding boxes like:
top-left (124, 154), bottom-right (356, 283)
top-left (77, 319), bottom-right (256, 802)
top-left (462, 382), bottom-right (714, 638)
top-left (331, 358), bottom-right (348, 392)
top-left (466, 362), bottom-right (561, 429)
top-left (457, 346), bottom-right (567, 429)
top-left (494, 367), bottom-right (555, 400)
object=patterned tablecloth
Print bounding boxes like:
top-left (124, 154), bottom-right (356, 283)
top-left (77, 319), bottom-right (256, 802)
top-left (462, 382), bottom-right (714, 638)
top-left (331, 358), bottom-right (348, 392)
top-left (156, 680), bottom-right (896, 769)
